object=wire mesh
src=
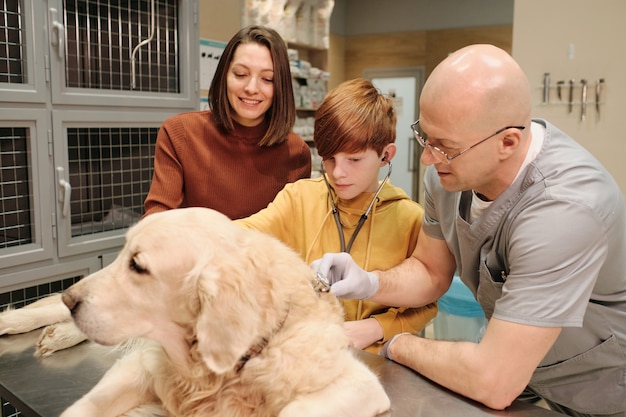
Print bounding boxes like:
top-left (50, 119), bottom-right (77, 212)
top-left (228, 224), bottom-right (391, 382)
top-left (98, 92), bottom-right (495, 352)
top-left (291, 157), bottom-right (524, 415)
top-left (0, 0), bottom-right (26, 84)
top-left (0, 127), bottom-right (32, 249)
top-left (0, 276), bottom-right (81, 311)
top-left (66, 126), bottom-right (157, 237)
top-left (63, 0), bottom-right (179, 92)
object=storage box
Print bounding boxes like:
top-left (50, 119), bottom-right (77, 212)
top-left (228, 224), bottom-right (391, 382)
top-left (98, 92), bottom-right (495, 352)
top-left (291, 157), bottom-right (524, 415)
top-left (433, 276), bottom-right (487, 342)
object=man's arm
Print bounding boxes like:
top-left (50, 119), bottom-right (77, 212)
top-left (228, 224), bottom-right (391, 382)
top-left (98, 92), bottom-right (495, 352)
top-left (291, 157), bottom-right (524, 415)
top-left (389, 318), bottom-right (561, 410)
top-left (312, 228), bottom-right (456, 307)
top-left (372, 228), bottom-right (456, 307)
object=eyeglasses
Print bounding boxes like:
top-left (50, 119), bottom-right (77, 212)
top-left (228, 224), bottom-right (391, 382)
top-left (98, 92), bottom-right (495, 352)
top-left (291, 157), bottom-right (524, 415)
top-left (411, 120), bottom-right (525, 164)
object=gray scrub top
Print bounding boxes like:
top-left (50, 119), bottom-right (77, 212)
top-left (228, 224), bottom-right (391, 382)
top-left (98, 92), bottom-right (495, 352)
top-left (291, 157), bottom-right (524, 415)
top-left (422, 119), bottom-right (626, 415)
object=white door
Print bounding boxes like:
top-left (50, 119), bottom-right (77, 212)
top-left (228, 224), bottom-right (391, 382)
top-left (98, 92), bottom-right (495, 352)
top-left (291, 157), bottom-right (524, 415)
top-left (365, 68), bottom-right (425, 203)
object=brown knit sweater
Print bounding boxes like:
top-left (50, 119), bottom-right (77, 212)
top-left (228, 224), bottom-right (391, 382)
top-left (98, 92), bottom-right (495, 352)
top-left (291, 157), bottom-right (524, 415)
top-left (144, 110), bottom-right (312, 220)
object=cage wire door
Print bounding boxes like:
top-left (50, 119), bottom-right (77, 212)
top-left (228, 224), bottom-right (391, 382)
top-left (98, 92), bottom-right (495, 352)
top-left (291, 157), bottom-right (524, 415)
top-left (1, 0), bottom-right (196, 267)
top-left (47, 0), bottom-right (197, 107)
top-left (1, 3), bottom-right (52, 267)
top-left (51, 0), bottom-right (184, 255)
top-left (59, 0), bottom-right (180, 93)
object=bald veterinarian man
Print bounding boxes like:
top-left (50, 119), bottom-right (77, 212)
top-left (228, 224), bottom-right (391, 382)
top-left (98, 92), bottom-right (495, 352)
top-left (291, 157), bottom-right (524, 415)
top-left (313, 44), bottom-right (626, 417)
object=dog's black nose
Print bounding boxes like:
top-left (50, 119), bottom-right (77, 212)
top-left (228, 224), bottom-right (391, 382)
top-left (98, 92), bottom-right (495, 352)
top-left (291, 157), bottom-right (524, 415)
top-left (61, 291), bottom-right (79, 312)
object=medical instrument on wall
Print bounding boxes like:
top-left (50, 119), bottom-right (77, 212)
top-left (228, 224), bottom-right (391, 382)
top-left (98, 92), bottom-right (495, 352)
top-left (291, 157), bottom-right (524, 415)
top-left (580, 79), bottom-right (588, 122)
top-left (542, 73), bottom-right (551, 103)
top-left (595, 78), bottom-right (605, 120)
top-left (320, 158), bottom-right (392, 253)
top-left (556, 80), bottom-right (564, 101)
top-left (568, 79), bottom-right (575, 113)
top-left (540, 75), bottom-right (607, 122)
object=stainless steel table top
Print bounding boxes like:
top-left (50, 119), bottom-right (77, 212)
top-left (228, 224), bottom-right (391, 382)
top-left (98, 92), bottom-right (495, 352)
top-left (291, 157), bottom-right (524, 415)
top-left (0, 331), bottom-right (561, 417)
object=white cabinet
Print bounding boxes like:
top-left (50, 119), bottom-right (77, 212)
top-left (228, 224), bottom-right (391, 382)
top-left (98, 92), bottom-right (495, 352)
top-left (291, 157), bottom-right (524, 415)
top-left (0, 0), bottom-right (198, 296)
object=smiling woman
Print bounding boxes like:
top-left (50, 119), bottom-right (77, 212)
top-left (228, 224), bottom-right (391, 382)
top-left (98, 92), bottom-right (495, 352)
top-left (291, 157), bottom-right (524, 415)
top-left (226, 43), bottom-right (275, 127)
top-left (144, 26), bottom-right (312, 220)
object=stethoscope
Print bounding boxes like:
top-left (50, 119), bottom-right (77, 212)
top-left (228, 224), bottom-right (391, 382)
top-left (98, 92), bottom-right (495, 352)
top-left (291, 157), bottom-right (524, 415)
top-left (320, 158), bottom-right (393, 253)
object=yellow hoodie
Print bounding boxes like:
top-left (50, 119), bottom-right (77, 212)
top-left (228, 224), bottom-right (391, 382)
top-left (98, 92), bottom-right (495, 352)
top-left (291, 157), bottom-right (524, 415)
top-left (235, 177), bottom-right (438, 353)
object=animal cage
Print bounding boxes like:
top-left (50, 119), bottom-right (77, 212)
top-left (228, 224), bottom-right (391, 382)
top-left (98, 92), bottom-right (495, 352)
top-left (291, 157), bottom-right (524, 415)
top-left (61, 0), bottom-right (180, 93)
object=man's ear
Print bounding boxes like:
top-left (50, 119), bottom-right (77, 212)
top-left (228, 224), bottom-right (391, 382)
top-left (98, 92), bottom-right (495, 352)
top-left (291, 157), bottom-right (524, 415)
top-left (500, 128), bottom-right (523, 160)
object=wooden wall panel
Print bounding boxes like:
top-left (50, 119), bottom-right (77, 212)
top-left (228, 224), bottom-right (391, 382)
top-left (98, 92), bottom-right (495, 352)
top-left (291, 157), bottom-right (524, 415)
top-left (425, 25), bottom-right (512, 76)
top-left (328, 35), bottom-right (346, 89)
top-left (329, 25), bottom-right (512, 84)
top-left (344, 32), bottom-right (427, 81)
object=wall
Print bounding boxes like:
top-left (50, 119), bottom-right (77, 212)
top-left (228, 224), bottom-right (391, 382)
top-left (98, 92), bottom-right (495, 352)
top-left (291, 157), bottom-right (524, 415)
top-left (424, 25), bottom-right (512, 79)
top-left (512, 0), bottom-right (626, 195)
top-left (198, 2), bottom-right (242, 100)
top-left (330, 26), bottom-right (511, 88)
top-left (199, 2), bottom-right (241, 41)
top-left (328, 0), bottom-right (514, 88)
top-left (328, 34), bottom-right (346, 89)
top-left (198, 1), bottom-right (513, 90)
top-left (331, 0), bottom-right (514, 35)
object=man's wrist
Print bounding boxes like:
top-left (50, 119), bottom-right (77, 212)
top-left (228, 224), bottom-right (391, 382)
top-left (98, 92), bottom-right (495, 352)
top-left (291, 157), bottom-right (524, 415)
top-left (389, 332), bottom-right (410, 361)
top-left (380, 332), bottom-right (411, 362)
top-left (365, 271), bottom-right (380, 298)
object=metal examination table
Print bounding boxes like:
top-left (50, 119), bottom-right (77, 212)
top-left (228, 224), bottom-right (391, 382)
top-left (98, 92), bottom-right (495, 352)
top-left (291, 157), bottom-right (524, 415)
top-left (0, 330), bottom-right (562, 417)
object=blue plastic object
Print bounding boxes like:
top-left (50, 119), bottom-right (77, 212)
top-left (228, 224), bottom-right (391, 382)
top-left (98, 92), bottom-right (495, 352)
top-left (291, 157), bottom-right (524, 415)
top-left (438, 276), bottom-right (485, 318)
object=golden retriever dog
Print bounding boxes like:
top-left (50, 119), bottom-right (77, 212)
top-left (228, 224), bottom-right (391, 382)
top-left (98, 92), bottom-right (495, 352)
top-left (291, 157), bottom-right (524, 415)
top-left (57, 207), bottom-right (390, 417)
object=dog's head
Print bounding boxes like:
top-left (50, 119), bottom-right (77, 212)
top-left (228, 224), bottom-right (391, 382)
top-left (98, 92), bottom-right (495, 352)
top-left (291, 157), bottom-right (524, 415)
top-left (63, 207), bottom-right (318, 374)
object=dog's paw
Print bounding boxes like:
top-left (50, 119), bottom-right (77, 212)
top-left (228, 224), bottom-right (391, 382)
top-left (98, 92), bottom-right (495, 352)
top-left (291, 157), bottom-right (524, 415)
top-left (35, 321), bottom-right (88, 357)
top-left (0, 294), bottom-right (70, 336)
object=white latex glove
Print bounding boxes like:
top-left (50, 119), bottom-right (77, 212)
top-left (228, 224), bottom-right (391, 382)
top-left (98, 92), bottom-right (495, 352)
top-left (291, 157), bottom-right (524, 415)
top-left (378, 332), bottom-right (412, 362)
top-left (310, 253), bottom-right (379, 299)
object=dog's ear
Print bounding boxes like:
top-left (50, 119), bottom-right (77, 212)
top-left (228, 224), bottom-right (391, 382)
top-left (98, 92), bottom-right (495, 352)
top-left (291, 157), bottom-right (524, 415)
top-left (194, 257), bottom-right (268, 375)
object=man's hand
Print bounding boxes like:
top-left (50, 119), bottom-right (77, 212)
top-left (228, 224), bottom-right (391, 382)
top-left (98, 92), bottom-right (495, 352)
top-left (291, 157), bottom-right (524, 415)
top-left (379, 332), bottom-right (412, 362)
top-left (310, 253), bottom-right (379, 299)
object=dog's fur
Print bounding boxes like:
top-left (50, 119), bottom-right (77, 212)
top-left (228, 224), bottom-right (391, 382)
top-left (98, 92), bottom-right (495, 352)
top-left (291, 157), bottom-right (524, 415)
top-left (50, 207), bottom-right (390, 417)
top-left (0, 294), bottom-right (89, 357)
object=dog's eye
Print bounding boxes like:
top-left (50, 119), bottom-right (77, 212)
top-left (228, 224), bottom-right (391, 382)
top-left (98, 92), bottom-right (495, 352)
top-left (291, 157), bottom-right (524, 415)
top-left (129, 255), bottom-right (148, 274)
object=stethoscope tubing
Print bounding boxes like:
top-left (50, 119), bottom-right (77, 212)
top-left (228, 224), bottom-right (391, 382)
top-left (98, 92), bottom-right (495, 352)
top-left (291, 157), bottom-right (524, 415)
top-left (320, 160), bottom-right (393, 253)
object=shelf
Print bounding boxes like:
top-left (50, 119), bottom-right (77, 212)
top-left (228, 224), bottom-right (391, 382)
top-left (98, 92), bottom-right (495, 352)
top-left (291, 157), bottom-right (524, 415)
top-left (287, 41), bottom-right (327, 52)
top-left (288, 42), bottom-right (327, 71)
top-left (538, 101), bottom-right (602, 106)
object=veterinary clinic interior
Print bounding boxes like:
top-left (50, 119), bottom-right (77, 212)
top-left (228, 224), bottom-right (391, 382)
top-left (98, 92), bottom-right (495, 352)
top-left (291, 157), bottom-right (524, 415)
top-left (0, 0), bottom-right (624, 416)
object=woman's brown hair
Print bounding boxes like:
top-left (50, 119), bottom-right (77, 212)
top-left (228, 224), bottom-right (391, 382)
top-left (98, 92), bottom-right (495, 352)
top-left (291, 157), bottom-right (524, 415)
top-left (208, 26), bottom-right (296, 147)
